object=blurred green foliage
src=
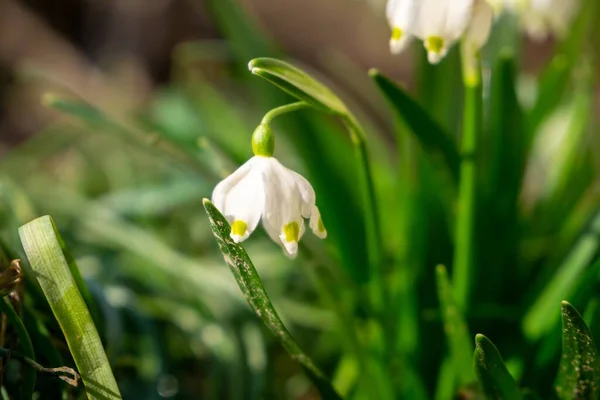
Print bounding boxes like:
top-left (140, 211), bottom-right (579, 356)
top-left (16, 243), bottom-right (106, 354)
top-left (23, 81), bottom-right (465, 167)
top-left (0, 0), bottom-right (599, 398)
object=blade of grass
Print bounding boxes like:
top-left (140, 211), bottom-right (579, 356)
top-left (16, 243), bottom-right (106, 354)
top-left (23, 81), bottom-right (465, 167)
top-left (369, 69), bottom-right (460, 181)
top-left (0, 298), bottom-right (36, 400)
top-left (202, 199), bottom-right (342, 400)
top-left (19, 216), bottom-right (121, 400)
top-left (523, 209), bottom-right (600, 340)
top-left (474, 334), bottom-right (523, 400)
top-left (556, 301), bottom-right (600, 399)
top-left (436, 265), bottom-right (476, 388)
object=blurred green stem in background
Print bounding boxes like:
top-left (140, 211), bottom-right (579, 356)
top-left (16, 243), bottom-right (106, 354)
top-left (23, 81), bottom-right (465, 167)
top-left (341, 113), bottom-right (386, 312)
top-left (453, 45), bottom-right (483, 311)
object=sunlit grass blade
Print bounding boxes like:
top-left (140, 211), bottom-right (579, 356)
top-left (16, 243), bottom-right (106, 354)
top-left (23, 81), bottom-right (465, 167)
top-left (474, 334), bottom-right (522, 400)
top-left (202, 199), bottom-right (342, 400)
top-left (435, 265), bottom-right (475, 388)
top-left (555, 301), bottom-right (600, 399)
top-left (523, 210), bottom-right (600, 340)
top-left (369, 69), bottom-right (460, 181)
top-left (19, 216), bottom-right (122, 400)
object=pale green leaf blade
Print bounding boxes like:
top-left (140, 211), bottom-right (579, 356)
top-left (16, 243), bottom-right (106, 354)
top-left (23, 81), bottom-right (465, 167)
top-left (523, 210), bottom-right (600, 340)
top-left (248, 57), bottom-right (348, 115)
top-left (19, 216), bottom-right (121, 400)
top-left (556, 301), bottom-right (600, 400)
top-left (202, 199), bottom-right (342, 400)
top-left (474, 334), bottom-right (522, 400)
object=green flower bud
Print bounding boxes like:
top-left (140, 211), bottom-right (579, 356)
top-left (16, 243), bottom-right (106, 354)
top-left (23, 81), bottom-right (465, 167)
top-left (251, 123), bottom-right (274, 157)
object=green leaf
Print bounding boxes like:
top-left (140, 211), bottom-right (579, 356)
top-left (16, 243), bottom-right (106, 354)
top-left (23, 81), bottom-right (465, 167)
top-left (435, 265), bottom-right (476, 386)
top-left (19, 216), bottom-right (122, 400)
top-left (369, 69), bottom-right (460, 181)
top-left (0, 299), bottom-right (36, 400)
top-left (248, 58), bottom-right (348, 115)
top-left (556, 301), bottom-right (600, 400)
top-left (523, 210), bottom-right (600, 340)
top-left (473, 334), bottom-right (522, 400)
top-left (202, 199), bottom-right (342, 400)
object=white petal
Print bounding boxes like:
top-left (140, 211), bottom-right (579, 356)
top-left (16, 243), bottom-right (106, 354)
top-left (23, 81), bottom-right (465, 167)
top-left (445, 0), bottom-right (476, 41)
top-left (390, 35), bottom-right (414, 54)
top-left (220, 157), bottom-right (267, 242)
top-left (387, 0), bottom-right (418, 54)
top-left (426, 47), bottom-right (448, 64)
top-left (288, 170), bottom-right (316, 218)
top-left (309, 206), bottom-right (327, 239)
top-left (211, 159), bottom-right (253, 212)
top-left (464, 0), bottom-right (494, 51)
top-left (261, 158), bottom-right (305, 256)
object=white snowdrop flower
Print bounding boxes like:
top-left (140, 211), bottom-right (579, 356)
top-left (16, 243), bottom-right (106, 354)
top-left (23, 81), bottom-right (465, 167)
top-left (386, 0), bottom-right (494, 64)
top-left (489, 0), bottom-right (579, 40)
top-left (211, 124), bottom-right (326, 258)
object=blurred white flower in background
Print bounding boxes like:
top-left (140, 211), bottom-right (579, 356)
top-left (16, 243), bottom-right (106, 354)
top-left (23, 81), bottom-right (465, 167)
top-left (386, 0), bottom-right (493, 63)
top-left (487, 0), bottom-right (580, 39)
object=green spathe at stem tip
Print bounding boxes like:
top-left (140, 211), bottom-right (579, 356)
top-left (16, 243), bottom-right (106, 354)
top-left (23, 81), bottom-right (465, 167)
top-left (248, 57), bottom-right (348, 115)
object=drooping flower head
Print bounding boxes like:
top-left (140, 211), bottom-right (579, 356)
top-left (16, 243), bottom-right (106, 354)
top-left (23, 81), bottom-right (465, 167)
top-left (211, 124), bottom-right (326, 258)
top-left (387, 0), bottom-right (493, 63)
top-left (488, 0), bottom-right (580, 40)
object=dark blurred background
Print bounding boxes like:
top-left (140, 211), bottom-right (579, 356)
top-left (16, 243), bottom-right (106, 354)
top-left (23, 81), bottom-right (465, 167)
top-left (0, 0), bottom-right (554, 151)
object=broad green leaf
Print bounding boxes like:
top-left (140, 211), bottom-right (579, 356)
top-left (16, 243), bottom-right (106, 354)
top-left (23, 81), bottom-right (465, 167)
top-left (523, 210), bottom-right (600, 340)
top-left (248, 58), bottom-right (348, 115)
top-left (202, 199), bottom-right (342, 400)
top-left (473, 334), bottom-right (522, 400)
top-left (556, 301), bottom-right (600, 400)
top-left (369, 69), bottom-right (460, 180)
top-left (478, 53), bottom-right (523, 304)
top-left (435, 265), bottom-right (476, 386)
top-left (19, 216), bottom-right (121, 400)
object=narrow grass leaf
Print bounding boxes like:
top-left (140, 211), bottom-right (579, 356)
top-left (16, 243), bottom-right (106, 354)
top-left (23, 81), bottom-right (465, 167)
top-left (556, 301), bottom-right (600, 400)
top-left (474, 334), bottom-right (522, 400)
top-left (248, 58), bottom-right (347, 115)
top-left (19, 216), bottom-right (121, 400)
top-left (0, 299), bottom-right (36, 400)
top-left (435, 265), bottom-right (476, 386)
top-left (202, 199), bottom-right (341, 400)
top-left (523, 210), bottom-right (600, 340)
top-left (369, 69), bottom-right (460, 180)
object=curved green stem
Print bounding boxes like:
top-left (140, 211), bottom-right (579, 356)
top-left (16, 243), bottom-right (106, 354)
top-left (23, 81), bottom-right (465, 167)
top-left (453, 45), bottom-right (482, 311)
top-left (0, 298), bottom-right (36, 400)
top-left (261, 102), bottom-right (311, 124)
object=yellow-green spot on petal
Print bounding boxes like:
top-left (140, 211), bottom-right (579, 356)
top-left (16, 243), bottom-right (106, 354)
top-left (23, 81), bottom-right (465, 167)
top-left (391, 26), bottom-right (403, 41)
top-left (282, 222), bottom-right (300, 243)
top-left (231, 220), bottom-right (248, 237)
top-left (425, 36), bottom-right (445, 54)
top-left (317, 218), bottom-right (325, 234)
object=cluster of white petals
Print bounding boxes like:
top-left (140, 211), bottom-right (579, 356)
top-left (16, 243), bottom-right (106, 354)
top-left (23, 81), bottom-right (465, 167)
top-left (386, 0), bottom-right (493, 63)
top-left (212, 156), bottom-right (326, 258)
top-left (487, 0), bottom-right (579, 40)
